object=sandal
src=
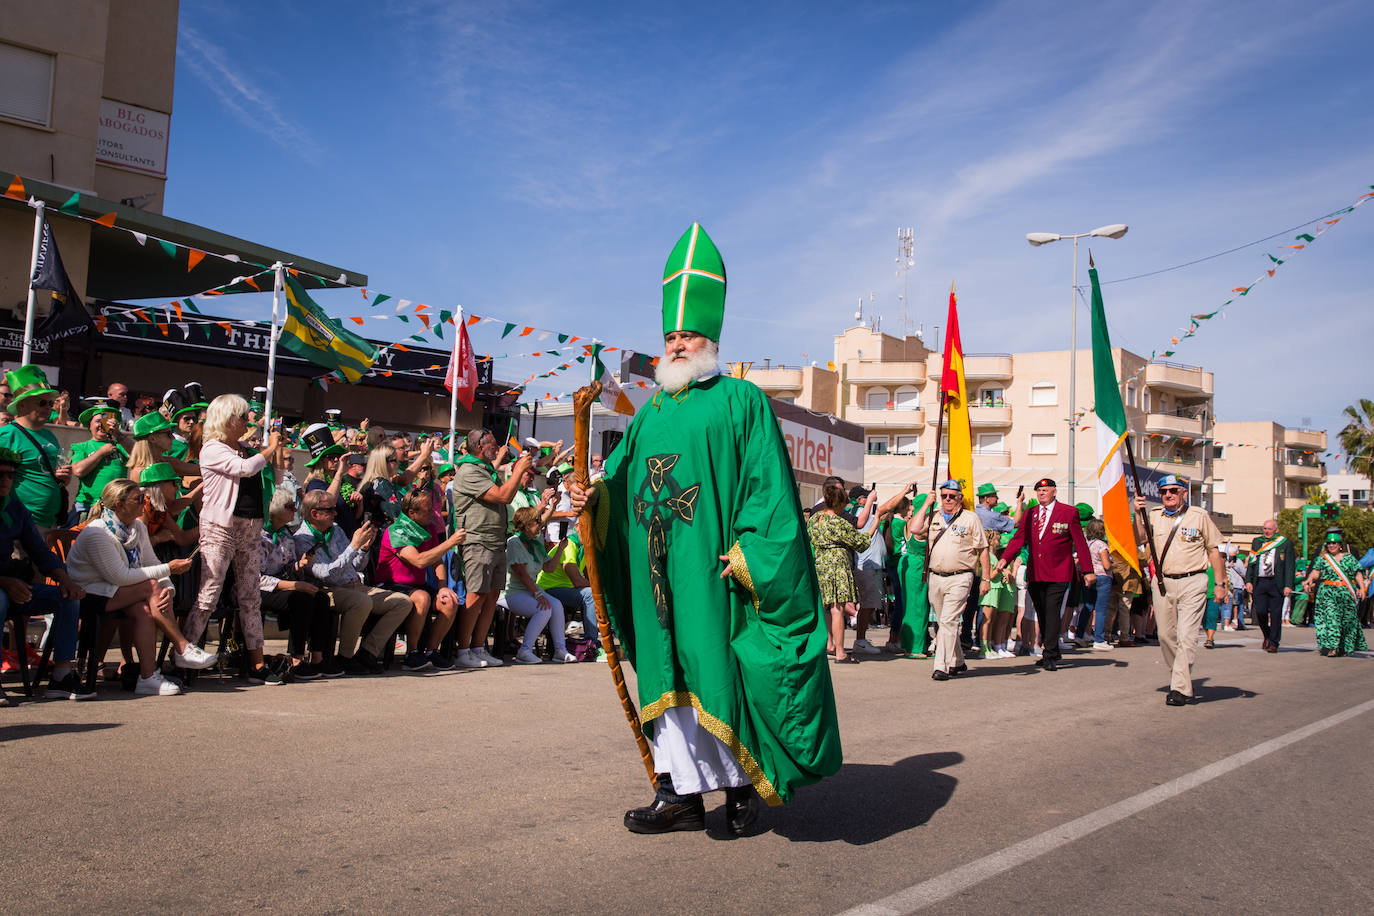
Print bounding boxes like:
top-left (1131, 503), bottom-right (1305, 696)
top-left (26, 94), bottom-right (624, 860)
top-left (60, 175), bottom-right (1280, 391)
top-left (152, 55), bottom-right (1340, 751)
top-left (835, 655), bottom-right (860, 664)
top-left (1204, 640), bottom-right (1215, 649)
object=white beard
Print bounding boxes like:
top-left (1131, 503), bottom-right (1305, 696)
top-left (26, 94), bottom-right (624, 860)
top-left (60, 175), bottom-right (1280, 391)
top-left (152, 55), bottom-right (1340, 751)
top-left (655, 341), bottom-right (719, 391)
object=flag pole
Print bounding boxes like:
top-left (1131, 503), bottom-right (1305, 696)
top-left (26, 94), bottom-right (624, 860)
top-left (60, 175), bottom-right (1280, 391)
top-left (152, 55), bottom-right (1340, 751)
top-left (587, 338), bottom-right (600, 472)
top-left (22, 201), bottom-right (46, 365)
top-left (447, 305), bottom-right (463, 460)
top-left (262, 262), bottom-right (284, 429)
top-left (1123, 435), bottom-right (1165, 597)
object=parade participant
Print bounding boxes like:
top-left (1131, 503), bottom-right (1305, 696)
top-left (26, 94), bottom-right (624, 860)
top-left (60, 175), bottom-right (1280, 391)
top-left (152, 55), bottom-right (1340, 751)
top-left (910, 480), bottom-right (991, 680)
top-left (897, 489), bottom-right (932, 656)
top-left (69, 397), bottom-right (130, 525)
top-left (1132, 475), bottom-right (1225, 706)
top-left (1245, 518), bottom-right (1294, 653)
top-left (1302, 531), bottom-right (1367, 657)
top-left (996, 478), bottom-right (1095, 672)
top-left (1289, 559), bottom-right (1310, 626)
top-left (568, 223), bottom-right (841, 835)
top-left (0, 365), bottom-right (72, 531)
top-left (809, 482), bottom-right (878, 664)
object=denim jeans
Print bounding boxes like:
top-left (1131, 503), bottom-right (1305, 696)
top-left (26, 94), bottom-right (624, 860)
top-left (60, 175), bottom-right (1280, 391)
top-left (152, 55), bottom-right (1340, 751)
top-left (546, 586), bottom-right (598, 639)
top-left (0, 582), bottom-right (80, 662)
top-left (1090, 573), bottom-right (1116, 643)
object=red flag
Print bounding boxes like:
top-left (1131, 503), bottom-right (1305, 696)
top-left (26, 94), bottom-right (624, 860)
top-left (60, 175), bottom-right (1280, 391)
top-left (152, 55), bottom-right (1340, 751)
top-left (940, 288), bottom-right (964, 395)
top-left (445, 319), bottom-right (478, 409)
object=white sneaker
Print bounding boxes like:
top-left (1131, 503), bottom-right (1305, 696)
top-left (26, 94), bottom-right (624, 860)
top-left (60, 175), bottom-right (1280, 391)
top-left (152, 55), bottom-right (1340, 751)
top-left (551, 651), bottom-right (578, 663)
top-left (852, 638), bottom-right (881, 655)
top-left (476, 647), bottom-right (504, 668)
top-left (174, 644), bottom-right (218, 669)
top-left (456, 649), bottom-right (486, 669)
top-left (515, 648), bottom-right (543, 665)
top-left (997, 649), bottom-right (1015, 659)
top-left (1093, 641), bottom-right (1113, 650)
top-left (1030, 647), bottom-right (1043, 658)
top-left (135, 672), bottom-right (181, 696)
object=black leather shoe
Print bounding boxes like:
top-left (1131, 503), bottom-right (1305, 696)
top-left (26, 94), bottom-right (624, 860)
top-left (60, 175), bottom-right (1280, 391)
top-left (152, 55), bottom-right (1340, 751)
top-left (931, 670), bottom-right (950, 681)
top-left (1041, 659), bottom-right (1058, 672)
top-left (1165, 690), bottom-right (1187, 707)
top-left (950, 663), bottom-right (968, 676)
top-left (724, 785), bottom-right (759, 836)
top-left (1033, 657), bottom-right (1045, 668)
top-left (624, 795), bottom-right (706, 834)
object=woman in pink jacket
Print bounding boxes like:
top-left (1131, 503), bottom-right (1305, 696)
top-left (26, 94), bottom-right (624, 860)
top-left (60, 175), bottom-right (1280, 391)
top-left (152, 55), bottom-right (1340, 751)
top-left (180, 394), bottom-right (282, 682)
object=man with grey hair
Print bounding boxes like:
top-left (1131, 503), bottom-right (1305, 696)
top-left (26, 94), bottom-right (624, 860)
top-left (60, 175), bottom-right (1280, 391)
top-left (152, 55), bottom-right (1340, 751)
top-left (295, 488), bottom-right (410, 675)
top-left (1245, 518), bottom-right (1294, 653)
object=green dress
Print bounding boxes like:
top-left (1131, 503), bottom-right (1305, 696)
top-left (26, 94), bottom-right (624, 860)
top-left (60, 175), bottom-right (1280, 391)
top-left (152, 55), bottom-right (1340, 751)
top-left (807, 511), bottom-right (872, 606)
top-left (1312, 552), bottom-right (1367, 654)
top-left (595, 374), bottom-right (841, 806)
top-left (899, 493), bottom-right (931, 654)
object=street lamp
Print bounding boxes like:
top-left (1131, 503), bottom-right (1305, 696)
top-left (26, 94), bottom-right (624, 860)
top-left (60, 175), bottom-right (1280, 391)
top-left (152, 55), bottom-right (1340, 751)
top-left (1026, 223), bottom-right (1129, 502)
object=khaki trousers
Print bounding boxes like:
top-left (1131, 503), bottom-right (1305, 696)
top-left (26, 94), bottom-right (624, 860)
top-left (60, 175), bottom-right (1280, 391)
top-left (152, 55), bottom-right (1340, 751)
top-left (1152, 572), bottom-right (1209, 695)
top-left (329, 584), bottom-right (412, 658)
top-left (929, 571), bottom-right (973, 674)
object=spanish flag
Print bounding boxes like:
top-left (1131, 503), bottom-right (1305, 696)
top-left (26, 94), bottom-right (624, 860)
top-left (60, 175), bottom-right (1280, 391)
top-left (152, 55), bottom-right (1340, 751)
top-left (941, 283), bottom-right (973, 508)
top-left (1089, 257), bottom-right (1141, 573)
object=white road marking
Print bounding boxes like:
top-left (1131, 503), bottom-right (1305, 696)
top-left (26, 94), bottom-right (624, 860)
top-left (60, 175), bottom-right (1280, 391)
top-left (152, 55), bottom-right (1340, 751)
top-left (839, 696), bottom-right (1374, 916)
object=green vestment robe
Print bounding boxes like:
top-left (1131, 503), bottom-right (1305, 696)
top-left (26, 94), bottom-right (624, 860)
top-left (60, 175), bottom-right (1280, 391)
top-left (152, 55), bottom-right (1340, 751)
top-left (595, 374), bottom-right (841, 806)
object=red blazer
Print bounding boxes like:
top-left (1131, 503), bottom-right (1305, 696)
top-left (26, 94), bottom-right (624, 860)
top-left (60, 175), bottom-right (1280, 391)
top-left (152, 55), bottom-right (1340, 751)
top-left (1002, 500), bottom-right (1094, 583)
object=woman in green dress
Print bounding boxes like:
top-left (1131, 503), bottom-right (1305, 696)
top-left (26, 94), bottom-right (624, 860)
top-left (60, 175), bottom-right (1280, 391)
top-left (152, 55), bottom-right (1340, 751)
top-left (1302, 532), bottom-right (1367, 657)
top-left (808, 481), bottom-right (876, 664)
top-left (899, 492), bottom-right (931, 656)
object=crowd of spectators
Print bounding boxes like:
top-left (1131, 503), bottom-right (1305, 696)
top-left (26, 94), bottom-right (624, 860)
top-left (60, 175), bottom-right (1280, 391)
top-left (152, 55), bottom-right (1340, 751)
top-left (0, 367), bottom-right (605, 704)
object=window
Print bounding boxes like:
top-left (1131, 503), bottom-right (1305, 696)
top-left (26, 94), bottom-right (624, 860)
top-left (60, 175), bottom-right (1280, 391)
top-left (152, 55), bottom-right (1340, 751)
top-left (866, 436), bottom-right (889, 456)
top-left (1028, 383), bottom-right (1058, 407)
top-left (1029, 433), bottom-right (1057, 454)
top-left (1125, 383), bottom-right (1136, 408)
top-left (893, 385), bottom-right (920, 410)
top-left (895, 435), bottom-right (920, 455)
top-left (1213, 479), bottom-right (1226, 494)
top-left (976, 432), bottom-right (1004, 454)
top-left (0, 43), bottom-right (54, 127)
top-left (1143, 391), bottom-right (1152, 413)
top-left (1212, 444), bottom-right (1225, 460)
top-left (864, 386), bottom-right (891, 410)
top-left (978, 386), bottom-right (1004, 407)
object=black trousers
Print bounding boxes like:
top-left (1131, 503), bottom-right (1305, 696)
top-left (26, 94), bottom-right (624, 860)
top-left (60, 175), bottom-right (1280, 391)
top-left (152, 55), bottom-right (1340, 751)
top-left (961, 574), bottom-right (982, 645)
top-left (1250, 578), bottom-right (1284, 647)
top-left (1028, 581), bottom-right (1071, 661)
top-left (260, 588), bottom-right (334, 656)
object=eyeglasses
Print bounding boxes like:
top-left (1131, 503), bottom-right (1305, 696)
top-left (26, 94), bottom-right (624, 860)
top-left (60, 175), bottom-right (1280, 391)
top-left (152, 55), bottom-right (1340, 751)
top-left (313, 506), bottom-right (337, 514)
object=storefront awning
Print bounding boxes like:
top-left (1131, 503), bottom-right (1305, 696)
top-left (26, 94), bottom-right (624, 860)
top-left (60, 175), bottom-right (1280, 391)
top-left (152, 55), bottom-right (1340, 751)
top-left (1, 171), bottom-right (365, 300)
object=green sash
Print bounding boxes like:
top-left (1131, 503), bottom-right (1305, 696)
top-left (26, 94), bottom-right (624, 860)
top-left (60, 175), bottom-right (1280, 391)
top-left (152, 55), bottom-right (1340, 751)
top-left (1249, 535), bottom-right (1285, 562)
top-left (388, 512), bottom-right (431, 550)
top-left (453, 454), bottom-right (500, 485)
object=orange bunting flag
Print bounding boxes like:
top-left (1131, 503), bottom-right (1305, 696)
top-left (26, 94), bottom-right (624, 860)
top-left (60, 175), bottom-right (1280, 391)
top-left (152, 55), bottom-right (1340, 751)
top-left (217, 322), bottom-right (232, 333)
top-left (95, 317), bottom-right (107, 333)
top-left (382, 370), bottom-right (393, 377)
top-left (348, 316), bottom-right (364, 325)
top-left (519, 326), bottom-right (533, 337)
top-left (415, 303), bottom-right (430, 311)
top-left (1279, 244), bottom-right (1305, 250)
top-left (156, 323), bottom-right (168, 336)
top-left (466, 315), bottom-right (480, 326)
top-left (419, 315), bottom-right (431, 329)
top-left (94, 212), bottom-right (117, 227)
top-left (427, 364), bottom-right (441, 370)
top-left (568, 336), bottom-right (580, 344)
top-left (186, 249), bottom-right (206, 272)
top-left (132, 308), bottom-right (149, 323)
top-left (393, 344), bottom-right (410, 352)
top-left (1267, 269), bottom-right (1275, 277)
top-left (3, 175), bottom-right (24, 200)
top-left (172, 302), bottom-right (183, 320)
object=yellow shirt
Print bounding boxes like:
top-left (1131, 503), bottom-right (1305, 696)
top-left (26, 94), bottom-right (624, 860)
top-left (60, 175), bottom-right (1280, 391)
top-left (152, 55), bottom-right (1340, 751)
top-left (926, 510), bottom-right (988, 574)
top-left (1147, 504), bottom-right (1221, 575)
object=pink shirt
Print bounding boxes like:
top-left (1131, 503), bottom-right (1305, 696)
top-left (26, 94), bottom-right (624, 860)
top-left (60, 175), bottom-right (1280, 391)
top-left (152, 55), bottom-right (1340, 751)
top-left (376, 527), bottom-right (439, 588)
top-left (197, 439), bottom-right (268, 528)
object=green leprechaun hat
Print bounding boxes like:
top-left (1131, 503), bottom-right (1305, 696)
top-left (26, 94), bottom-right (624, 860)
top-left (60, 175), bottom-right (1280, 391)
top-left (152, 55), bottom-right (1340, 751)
top-left (5, 365), bottom-right (58, 409)
top-left (661, 223), bottom-right (726, 341)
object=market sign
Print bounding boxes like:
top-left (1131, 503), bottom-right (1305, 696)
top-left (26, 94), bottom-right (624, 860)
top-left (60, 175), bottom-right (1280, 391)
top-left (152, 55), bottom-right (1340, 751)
top-left (96, 99), bottom-right (171, 177)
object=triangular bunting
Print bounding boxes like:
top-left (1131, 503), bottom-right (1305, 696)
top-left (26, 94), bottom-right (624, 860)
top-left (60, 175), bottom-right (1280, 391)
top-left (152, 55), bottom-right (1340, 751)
top-left (58, 192), bottom-right (80, 214)
top-left (3, 175), bottom-right (24, 200)
top-left (94, 212), bottom-right (117, 227)
top-left (187, 249), bottom-right (206, 272)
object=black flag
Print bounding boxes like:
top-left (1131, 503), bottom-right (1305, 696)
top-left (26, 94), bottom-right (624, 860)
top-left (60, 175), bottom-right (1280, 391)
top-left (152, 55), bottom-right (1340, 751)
top-left (30, 222), bottom-right (94, 344)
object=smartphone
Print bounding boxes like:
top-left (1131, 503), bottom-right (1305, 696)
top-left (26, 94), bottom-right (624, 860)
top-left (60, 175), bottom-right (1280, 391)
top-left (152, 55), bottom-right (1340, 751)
top-left (1016, 485), bottom-right (1024, 497)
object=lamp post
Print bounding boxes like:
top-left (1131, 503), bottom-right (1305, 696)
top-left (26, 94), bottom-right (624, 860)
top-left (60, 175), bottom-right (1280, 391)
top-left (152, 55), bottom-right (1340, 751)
top-left (1026, 223), bottom-right (1128, 502)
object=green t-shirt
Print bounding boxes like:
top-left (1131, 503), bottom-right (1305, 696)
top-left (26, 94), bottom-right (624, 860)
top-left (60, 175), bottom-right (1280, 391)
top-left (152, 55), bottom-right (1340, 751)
top-left (0, 423), bottom-right (64, 526)
top-left (536, 537), bottom-right (583, 591)
top-left (164, 437), bottom-right (189, 461)
top-left (71, 439), bottom-right (129, 507)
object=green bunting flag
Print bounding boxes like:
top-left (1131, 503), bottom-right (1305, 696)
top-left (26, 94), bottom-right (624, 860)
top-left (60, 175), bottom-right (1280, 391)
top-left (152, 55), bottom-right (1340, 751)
top-left (158, 240), bottom-right (177, 258)
top-left (502, 322), bottom-right (517, 338)
top-left (1295, 233), bottom-right (1315, 242)
top-left (371, 293), bottom-right (390, 308)
top-left (280, 275), bottom-right (379, 383)
top-left (59, 192), bottom-right (80, 214)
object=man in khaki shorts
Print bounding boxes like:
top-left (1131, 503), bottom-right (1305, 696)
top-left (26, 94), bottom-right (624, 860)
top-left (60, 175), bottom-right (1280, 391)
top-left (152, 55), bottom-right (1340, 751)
top-left (911, 479), bottom-right (990, 681)
top-left (450, 428), bottom-right (534, 668)
top-left (1133, 474), bottom-right (1225, 706)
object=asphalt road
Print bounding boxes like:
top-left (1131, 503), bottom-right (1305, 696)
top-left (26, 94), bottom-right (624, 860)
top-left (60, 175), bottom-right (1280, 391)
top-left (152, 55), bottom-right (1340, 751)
top-left (3, 625), bottom-right (1371, 915)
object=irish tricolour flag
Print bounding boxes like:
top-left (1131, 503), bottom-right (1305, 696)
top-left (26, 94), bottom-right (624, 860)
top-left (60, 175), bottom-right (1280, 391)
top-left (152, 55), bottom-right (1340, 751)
top-left (592, 343), bottom-right (634, 416)
top-left (1089, 258), bottom-right (1141, 573)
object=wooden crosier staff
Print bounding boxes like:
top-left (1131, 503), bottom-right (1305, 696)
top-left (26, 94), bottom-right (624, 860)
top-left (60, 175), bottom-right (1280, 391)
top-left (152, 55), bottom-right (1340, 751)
top-left (572, 381), bottom-right (655, 786)
top-left (1123, 436), bottom-right (1165, 597)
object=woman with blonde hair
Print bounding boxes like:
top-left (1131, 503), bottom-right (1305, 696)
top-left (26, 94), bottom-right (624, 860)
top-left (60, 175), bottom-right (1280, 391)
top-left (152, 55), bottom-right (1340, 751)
top-left (65, 478), bottom-right (215, 696)
top-left (180, 393), bottom-right (282, 683)
top-left (359, 443), bottom-right (402, 528)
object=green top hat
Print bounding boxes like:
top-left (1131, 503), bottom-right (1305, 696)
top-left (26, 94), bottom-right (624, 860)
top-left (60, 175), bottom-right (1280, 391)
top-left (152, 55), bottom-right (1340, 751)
top-left (662, 223), bottom-right (726, 341)
top-left (134, 412), bottom-right (174, 438)
top-left (78, 396), bottom-right (120, 427)
top-left (976, 482), bottom-right (997, 498)
top-left (302, 422), bottom-right (345, 467)
top-left (139, 462), bottom-right (179, 486)
top-left (5, 365), bottom-right (57, 409)
top-left (1076, 502), bottom-right (1095, 521)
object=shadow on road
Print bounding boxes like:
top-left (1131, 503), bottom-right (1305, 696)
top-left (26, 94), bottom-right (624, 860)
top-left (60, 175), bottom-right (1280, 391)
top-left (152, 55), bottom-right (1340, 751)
top-left (0, 722), bottom-right (120, 741)
top-left (1153, 677), bottom-right (1259, 703)
top-left (765, 751), bottom-right (961, 845)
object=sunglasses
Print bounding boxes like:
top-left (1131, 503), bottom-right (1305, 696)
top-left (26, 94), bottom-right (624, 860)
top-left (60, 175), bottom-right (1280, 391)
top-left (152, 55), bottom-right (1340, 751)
top-left (1160, 487), bottom-right (1184, 494)
top-left (313, 506), bottom-right (338, 514)
top-left (939, 493), bottom-right (962, 500)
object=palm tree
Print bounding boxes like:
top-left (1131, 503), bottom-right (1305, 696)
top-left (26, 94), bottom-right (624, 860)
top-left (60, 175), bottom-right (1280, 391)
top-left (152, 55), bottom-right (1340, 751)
top-left (1339, 398), bottom-right (1374, 489)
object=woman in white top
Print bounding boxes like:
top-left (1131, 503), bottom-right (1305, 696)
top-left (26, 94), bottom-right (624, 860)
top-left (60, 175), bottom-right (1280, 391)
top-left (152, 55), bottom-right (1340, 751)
top-left (1084, 519), bottom-right (1115, 649)
top-left (502, 506), bottom-right (576, 664)
top-left (66, 479), bottom-right (215, 696)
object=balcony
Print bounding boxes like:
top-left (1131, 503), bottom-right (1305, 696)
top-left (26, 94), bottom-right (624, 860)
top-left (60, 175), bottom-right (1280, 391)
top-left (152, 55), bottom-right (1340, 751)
top-left (864, 453), bottom-right (927, 478)
top-left (848, 406), bottom-right (925, 429)
top-left (1283, 462), bottom-right (1325, 483)
top-left (972, 449), bottom-right (1012, 468)
top-left (963, 354), bottom-right (1013, 380)
top-left (1149, 456), bottom-right (1201, 478)
top-left (1144, 412), bottom-right (1204, 438)
top-left (847, 360), bottom-right (927, 385)
top-left (1283, 427), bottom-right (1326, 450)
top-left (750, 368), bottom-right (803, 393)
top-left (969, 405), bottom-right (1013, 427)
top-left (1144, 361), bottom-right (1214, 396)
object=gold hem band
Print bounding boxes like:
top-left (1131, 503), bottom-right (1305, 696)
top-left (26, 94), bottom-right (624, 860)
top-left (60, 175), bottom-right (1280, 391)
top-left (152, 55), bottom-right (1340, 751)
top-left (641, 691), bottom-right (783, 807)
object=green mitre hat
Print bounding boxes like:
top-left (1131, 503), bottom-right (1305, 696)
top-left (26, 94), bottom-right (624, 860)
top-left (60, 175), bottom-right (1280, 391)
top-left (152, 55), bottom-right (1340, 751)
top-left (661, 222), bottom-right (726, 342)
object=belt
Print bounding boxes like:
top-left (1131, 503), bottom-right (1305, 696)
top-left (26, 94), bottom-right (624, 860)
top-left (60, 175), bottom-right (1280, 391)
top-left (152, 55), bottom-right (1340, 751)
top-left (1161, 570), bottom-right (1207, 580)
top-left (1320, 580), bottom-right (1341, 587)
top-left (930, 568), bottom-right (975, 577)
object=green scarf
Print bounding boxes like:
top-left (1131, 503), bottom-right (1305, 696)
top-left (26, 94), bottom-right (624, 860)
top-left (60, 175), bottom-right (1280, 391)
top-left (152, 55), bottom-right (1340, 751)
top-left (303, 521), bottom-right (333, 550)
top-left (389, 512), bottom-right (432, 551)
top-left (454, 454), bottom-right (499, 485)
top-left (266, 522), bottom-right (293, 545)
top-left (519, 532), bottom-right (545, 561)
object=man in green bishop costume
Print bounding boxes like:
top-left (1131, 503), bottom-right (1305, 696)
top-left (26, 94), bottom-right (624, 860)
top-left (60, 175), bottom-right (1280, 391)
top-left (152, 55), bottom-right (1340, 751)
top-left (570, 223), bottom-right (841, 837)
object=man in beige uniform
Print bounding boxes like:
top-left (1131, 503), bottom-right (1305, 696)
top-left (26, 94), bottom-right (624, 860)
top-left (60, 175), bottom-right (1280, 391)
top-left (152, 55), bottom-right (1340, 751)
top-left (912, 479), bottom-right (990, 681)
top-left (1133, 474), bottom-right (1225, 706)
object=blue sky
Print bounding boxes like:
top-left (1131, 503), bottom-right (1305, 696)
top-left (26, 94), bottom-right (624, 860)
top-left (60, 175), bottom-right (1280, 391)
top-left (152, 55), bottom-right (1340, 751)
top-left (162, 0), bottom-right (1373, 447)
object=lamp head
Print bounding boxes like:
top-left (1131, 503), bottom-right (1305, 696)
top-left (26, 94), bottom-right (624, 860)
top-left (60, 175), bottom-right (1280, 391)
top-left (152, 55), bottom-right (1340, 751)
top-left (1026, 232), bottom-right (1060, 246)
top-left (1090, 223), bottom-right (1129, 239)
